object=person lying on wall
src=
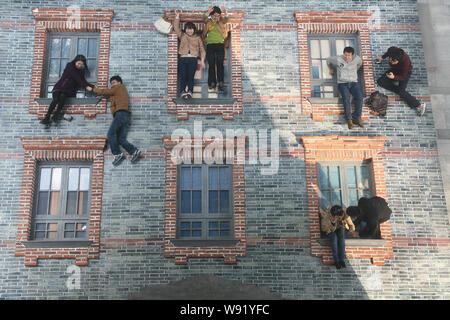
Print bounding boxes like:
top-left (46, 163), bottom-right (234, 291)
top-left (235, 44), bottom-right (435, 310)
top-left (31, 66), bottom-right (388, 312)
top-left (202, 5), bottom-right (229, 92)
top-left (40, 55), bottom-right (94, 127)
top-left (346, 196), bottom-right (392, 239)
top-left (319, 205), bottom-right (357, 269)
top-left (87, 76), bottom-right (141, 166)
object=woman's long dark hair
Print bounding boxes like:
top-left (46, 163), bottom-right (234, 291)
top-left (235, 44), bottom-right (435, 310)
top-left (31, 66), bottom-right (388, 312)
top-left (70, 54), bottom-right (89, 75)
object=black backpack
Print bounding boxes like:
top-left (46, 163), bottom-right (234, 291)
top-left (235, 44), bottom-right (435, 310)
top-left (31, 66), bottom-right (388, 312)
top-left (366, 91), bottom-right (388, 117)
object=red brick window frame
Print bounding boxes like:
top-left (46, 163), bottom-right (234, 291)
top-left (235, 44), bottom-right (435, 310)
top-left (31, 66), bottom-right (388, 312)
top-left (15, 137), bottom-right (107, 266)
top-left (30, 8), bottom-right (114, 119)
top-left (294, 11), bottom-right (376, 121)
top-left (300, 135), bottom-right (393, 266)
top-left (163, 10), bottom-right (245, 121)
top-left (162, 137), bottom-right (246, 264)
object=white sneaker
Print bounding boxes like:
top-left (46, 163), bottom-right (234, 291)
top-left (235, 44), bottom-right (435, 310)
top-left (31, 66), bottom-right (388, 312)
top-left (416, 103), bottom-right (426, 116)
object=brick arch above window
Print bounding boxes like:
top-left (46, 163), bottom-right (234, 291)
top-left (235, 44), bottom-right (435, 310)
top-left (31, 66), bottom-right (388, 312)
top-left (294, 11), bottom-right (376, 121)
top-left (300, 135), bottom-right (393, 266)
top-left (29, 8), bottom-right (114, 119)
top-left (163, 10), bottom-right (245, 120)
top-left (15, 137), bottom-right (107, 266)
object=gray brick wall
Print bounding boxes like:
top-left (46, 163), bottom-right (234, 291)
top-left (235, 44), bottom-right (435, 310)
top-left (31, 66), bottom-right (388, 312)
top-left (0, 0), bottom-right (449, 299)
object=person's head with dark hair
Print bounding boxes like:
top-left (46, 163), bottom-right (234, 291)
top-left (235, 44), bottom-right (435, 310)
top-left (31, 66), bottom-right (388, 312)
top-left (71, 54), bottom-right (88, 71)
top-left (110, 75), bottom-right (122, 87)
top-left (343, 46), bottom-right (355, 63)
top-left (346, 206), bottom-right (360, 218)
top-left (389, 51), bottom-right (403, 65)
top-left (184, 22), bottom-right (197, 36)
top-left (210, 6), bottom-right (222, 22)
top-left (330, 205), bottom-right (344, 217)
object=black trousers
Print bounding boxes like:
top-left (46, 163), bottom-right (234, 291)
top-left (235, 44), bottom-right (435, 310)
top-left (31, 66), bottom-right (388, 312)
top-left (45, 91), bottom-right (68, 120)
top-left (377, 71), bottom-right (420, 108)
top-left (206, 43), bottom-right (225, 86)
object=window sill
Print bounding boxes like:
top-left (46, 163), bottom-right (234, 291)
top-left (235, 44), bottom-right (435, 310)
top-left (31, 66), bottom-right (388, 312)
top-left (172, 98), bottom-right (236, 105)
top-left (317, 238), bottom-right (386, 248)
top-left (308, 97), bottom-right (341, 104)
top-left (22, 240), bottom-right (93, 248)
top-left (170, 239), bottom-right (240, 247)
top-left (35, 97), bottom-right (102, 106)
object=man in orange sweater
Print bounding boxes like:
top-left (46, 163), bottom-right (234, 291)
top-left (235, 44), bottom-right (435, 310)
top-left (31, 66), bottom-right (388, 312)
top-left (88, 76), bottom-right (141, 166)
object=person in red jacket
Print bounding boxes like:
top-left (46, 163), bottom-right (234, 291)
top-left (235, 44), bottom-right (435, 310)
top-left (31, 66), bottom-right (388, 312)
top-left (375, 47), bottom-right (426, 116)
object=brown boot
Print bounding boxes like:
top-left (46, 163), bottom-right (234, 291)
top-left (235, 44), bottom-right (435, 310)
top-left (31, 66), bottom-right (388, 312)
top-left (353, 118), bottom-right (364, 128)
top-left (347, 119), bottom-right (354, 129)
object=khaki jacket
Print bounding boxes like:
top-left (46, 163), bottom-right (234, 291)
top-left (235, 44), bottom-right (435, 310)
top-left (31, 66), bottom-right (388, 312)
top-left (202, 15), bottom-right (229, 43)
top-left (173, 18), bottom-right (206, 61)
top-left (93, 83), bottom-right (129, 115)
top-left (319, 208), bottom-right (355, 234)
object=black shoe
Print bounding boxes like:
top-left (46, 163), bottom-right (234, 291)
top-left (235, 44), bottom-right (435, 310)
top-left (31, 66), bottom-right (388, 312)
top-left (340, 261), bottom-right (346, 268)
top-left (130, 149), bottom-right (141, 163)
top-left (335, 262), bottom-right (342, 270)
top-left (218, 82), bottom-right (225, 92)
top-left (112, 153), bottom-right (125, 166)
top-left (208, 82), bottom-right (216, 90)
top-left (40, 117), bottom-right (50, 126)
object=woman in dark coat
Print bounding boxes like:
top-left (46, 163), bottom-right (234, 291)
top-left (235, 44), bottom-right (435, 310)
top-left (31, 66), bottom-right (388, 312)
top-left (40, 55), bottom-right (94, 125)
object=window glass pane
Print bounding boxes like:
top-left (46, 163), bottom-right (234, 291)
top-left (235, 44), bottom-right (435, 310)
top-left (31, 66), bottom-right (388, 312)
top-left (88, 38), bottom-right (98, 57)
top-left (47, 223), bottom-right (58, 239)
top-left (79, 168), bottom-right (90, 191)
top-left (49, 191), bottom-right (60, 215)
top-left (209, 167), bottom-right (218, 189)
top-left (50, 38), bottom-right (61, 57)
top-left (219, 167), bottom-right (230, 189)
top-left (86, 59), bottom-right (97, 79)
top-left (61, 38), bottom-right (72, 58)
top-left (209, 190), bottom-right (218, 213)
top-left (348, 189), bottom-right (358, 206)
top-left (51, 168), bottom-right (62, 190)
top-left (348, 39), bottom-right (356, 49)
top-left (181, 190), bottom-right (191, 213)
top-left (310, 40), bottom-right (320, 58)
top-left (35, 231), bottom-right (46, 239)
top-left (220, 190), bottom-right (230, 213)
top-left (192, 190), bottom-right (202, 213)
top-left (66, 191), bottom-right (78, 215)
top-left (68, 168), bottom-right (80, 191)
top-left (49, 59), bottom-right (60, 78)
top-left (313, 85), bottom-right (321, 97)
top-left (322, 60), bottom-right (332, 79)
top-left (192, 222), bottom-right (202, 237)
top-left (76, 223), bottom-right (87, 238)
top-left (329, 166), bottom-right (340, 189)
top-left (39, 168), bottom-right (52, 190)
top-left (331, 190), bottom-right (342, 206)
top-left (180, 222), bottom-right (190, 237)
top-left (346, 167), bottom-right (357, 188)
top-left (358, 166), bottom-right (370, 189)
top-left (37, 191), bottom-right (49, 215)
top-left (192, 167), bottom-right (202, 189)
top-left (60, 59), bottom-right (69, 77)
top-left (181, 167), bottom-right (191, 190)
top-left (323, 86), bottom-right (335, 98)
top-left (320, 39), bottom-right (330, 58)
top-left (318, 165), bottom-right (329, 189)
top-left (320, 191), bottom-right (331, 209)
top-left (192, 230), bottom-right (202, 237)
top-left (311, 60), bottom-right (321, 79)
top-left (336, 39), bottom-right (346, 56)
top-left (78, 191), bottom-right (89, 215)
top-left (78, 38), bottom-right (87, 56)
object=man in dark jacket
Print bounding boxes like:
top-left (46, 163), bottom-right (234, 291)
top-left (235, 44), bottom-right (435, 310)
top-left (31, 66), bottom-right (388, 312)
top-left (375, 47), bottom-right (426, 116)
top-left (348, 196), bottom-right (392, 239)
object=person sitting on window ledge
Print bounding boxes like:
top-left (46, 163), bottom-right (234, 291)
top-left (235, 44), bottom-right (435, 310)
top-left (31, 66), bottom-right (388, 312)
top-left (40, 55), bottom-right (94, 126)
top-left (173, 10), bottom-right (206, 100)
top-left (202, 6), bottom-right (229, 92)
top-left (89, 76), bottom-right (141, 166)
top-left (327, 47), bottom-right (364, 130)
top-left (375, 47), bottom-right (426, 116)
top-left (347, 196), bottom-right (392, 239)
top-left (319, 205), bottom-right (356, 269)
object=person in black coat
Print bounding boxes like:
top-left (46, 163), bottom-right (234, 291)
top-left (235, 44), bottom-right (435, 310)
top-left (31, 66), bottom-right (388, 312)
top-left (40, 55), bottom-right (94, 125)
top-left (347, 196), bottom-right (392, 239)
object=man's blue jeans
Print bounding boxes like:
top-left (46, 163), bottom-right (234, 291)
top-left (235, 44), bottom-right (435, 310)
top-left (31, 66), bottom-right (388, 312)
top-left (338, 82), bottom-right (363, 120)
top-left (328, 227), bottom-right (346, 263)
top-left (108, 110), bottom-right (137, 156)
